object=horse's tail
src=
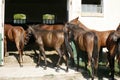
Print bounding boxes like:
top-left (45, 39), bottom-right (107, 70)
top-left (117, 38), bottom-right (120, 65)
top-left (64, 32), bottom-right (71, 57)
top-left (93, 33), bottom-right (98, 58)
top-left (19, 28), bottom-right (25, 51)
top-left (92, 33), bottom-right (99, 67)
top-left (64, 32), bottom-right (75, 66)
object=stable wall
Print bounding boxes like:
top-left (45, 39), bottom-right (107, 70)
top-left (69, 0), bottom-right (120, 31)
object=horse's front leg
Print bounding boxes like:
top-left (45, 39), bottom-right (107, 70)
top-left (63, 50), bottom-right (69, 72)
top-left (36, 50), bottom-right (41, 67)
top-left (38, 46), bottom-right (47, 70)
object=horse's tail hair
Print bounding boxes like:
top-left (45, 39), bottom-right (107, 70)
top-left (63, 31), bottom-right (75, 66)
top-left (92, 33), bottom-right (99, 61)
top-left (117, 39), bottom-right (120, 56)
top-left (19, 29), bottom-right (25, 50)
top-left (64, 32), bottom-right (74, 59)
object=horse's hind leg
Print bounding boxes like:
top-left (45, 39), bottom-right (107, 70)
top-left (4, 37), bottom-right (9, 57)
top-left (109, 55), bottom-right (115, 80)
top-left (56, 48), bottom-right (62, 72)
top-left (16, 41), bottom-right (23, 67)
top-left (87, 52), bottom-right (94, 79)
top-left (18, 49), bottom-right (23, 67)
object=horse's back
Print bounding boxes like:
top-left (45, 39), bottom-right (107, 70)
top-left (94, 30), bottom-right (115, 47)
top-left (45, 30), bottom-right (64, 47)
top-left (31, 24), bottom-right (65, 31)
top-left (33, 29), bottom-right (64, 48)
top-left (53, 24), bottom-right (65, 30)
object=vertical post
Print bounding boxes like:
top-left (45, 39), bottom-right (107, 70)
top-left (67, 0), bottom-right (72, 21)
top-left (0, 0), bottom-right (5, 66)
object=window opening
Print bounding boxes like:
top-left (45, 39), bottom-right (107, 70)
top-left (42, 14), bottom-right (55, 24)
top-left (81, 0), bottom-right (103, 17)
top-left (13, 13), bottom-right (26, 24)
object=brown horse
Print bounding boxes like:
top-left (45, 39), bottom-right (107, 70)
top-left (25, 25), bottom-right (72, 72)
top-left (68, 17), bottom-right (120, 78)
top-left (4, 24), bottom-right (26, 67)
top-left (69, 17), bottom-right (115, 48)
top-left (106, 30), bottom-right (120, 79)
top-left (65, 23), bottom-right (99, 79)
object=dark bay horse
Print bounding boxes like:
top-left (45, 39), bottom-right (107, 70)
top-left (25, 25), bottom-right (72, 72)
top-left (65, 23), bottom-right (99, 79)
top-left (106, 30), bottom-right (120, 79)
top-left (26, 24), bottom-right (75, 68)
top-left (4, 24), bottom-right (26, 67)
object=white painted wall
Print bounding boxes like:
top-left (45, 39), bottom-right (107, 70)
top-left (69, 0), bottom-right (120, 31)
top-left (0, 0), bottom-right (4, 65)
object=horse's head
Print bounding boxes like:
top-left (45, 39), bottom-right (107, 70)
top-left (112, 31), bottom-right (120, 42)
top-left (25, 26), bottom-right (34, 45)
top-left (69, 17), bottom-right (89, 30)
top-left (116, 23), bottom-right (120, 31)
top-left (24, 31), bottom-right (28, 45)
top-left (65, 23), bottom-right (80, 42)
top-left (69, 17), bottom-right (80, 25)
top-left (115, 31), bottom-right (120, 53)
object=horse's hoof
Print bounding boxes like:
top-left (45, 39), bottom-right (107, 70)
top-left (5, 53), bottom-right (9, 57)
top-left (91, 77), bottom-right (94, 80)
top-left (20, 65), bottom-right (23, 67)
top-left (36, 64), bottom-right (39, 68)
top-left (44, 67), bottom-right (47, 70)
top-left (109, 78), bottom-right (115, 80)
top-left (76, 68), bottom-right (79, 71)
top-left (56, 69), bottom-right (60, 72)
top-left (66, 69), bottom-right (69, 72)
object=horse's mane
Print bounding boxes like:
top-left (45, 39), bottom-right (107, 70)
top-left (67, 23), bottom-right (85, 31)
top-left (70, 17), bottom-right (89, 30)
